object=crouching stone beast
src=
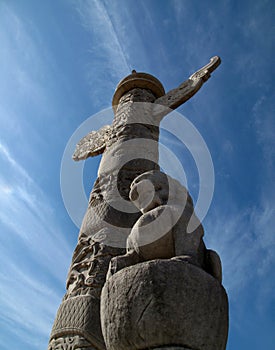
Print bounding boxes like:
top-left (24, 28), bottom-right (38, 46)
top-left (107, 170), bottom-right (222, 283)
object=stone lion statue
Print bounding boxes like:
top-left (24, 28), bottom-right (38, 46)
top-left (107, 170), bottom-right (222, 282)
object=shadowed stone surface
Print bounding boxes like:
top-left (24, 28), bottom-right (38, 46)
top-left (101, 260), bottom-right (228, 350)
top-left (107, 170), bottom-right (222, 283)
top-left (48, 57), bottom-right (225, 349)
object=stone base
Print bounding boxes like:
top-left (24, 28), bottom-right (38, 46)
top-left (48, 335), bottom-right (97, 350)
top-left (101, 259), bottom-right (228, 350)
top-left (49, 295), bottom-right (105, 349)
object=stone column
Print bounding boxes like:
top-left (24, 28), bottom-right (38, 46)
top-left (48, 72), bottom-right (166, 350)
top-left (49, 57), bottom-right (228, 350)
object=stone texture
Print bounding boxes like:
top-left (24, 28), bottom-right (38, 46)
top-left (101, 260), bottom-right (228, 350)
top-left (72, 124), bottom-right (112, 161)
top-left (112, 71), bottom-right (165, 111)
top-left (49, 88), bottom-right (162, 349)
top-left (107, 170), bottom-right (222, 283)
top-left (49, 57), bottom-right (225, 350)
top-left (48, 335), bottom-right (97, 350)
top-left (50, 295), bottom-right (103, 349)
top-left (154, 56), bottom-right (221, 111)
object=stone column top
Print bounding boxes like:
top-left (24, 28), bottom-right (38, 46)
top-left (112, 70), bottom-right (165, 111)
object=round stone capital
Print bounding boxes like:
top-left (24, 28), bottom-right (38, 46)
top-left (112, 71), bottom-right (165, 111)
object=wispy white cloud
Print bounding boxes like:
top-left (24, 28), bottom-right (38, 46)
top-left (253, 95), bottom-right (275, 169)
top-left (100, 0), bottom-right (150, 69)
top-left (0, 2), bottom-right (65, 169)
top-left (0, 259), bottom-right (60, 341)
top-left (0, 142), bottom-right (72, 276)
top-left (74, 0), bottom-right (131, 106)
top-left (204, 92), bottom-right (274, 298)
top-left (0, 142), bottom-right (72, 344)
top-left (77, 0), bottom-right (130, 71)
top-left (0, 7), bottom-right (71, 344)
top-left (73, 0), bottom-right (176, 104)
top-left (0, 143), bottom-right (33, 183)
top-left (204, 193), bottom-right (275, 303)
top-left (0, 4), bottom-right (49, 109)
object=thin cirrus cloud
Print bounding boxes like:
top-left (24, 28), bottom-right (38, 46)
top-left (0, 142), bottom-right (71, 346)
top-left (74, 0), bottom-right (175, 99)
top-left (204, 94), bottom-right (275, 308)
top-left (74, 0), bottom-right (131, 105)
top-left (253, 95), bottom-right (275, 169)
top-left (204, 196), bottom-right (275, 297)
top-left (0, 142), bottom-right (71, 280)
top-left (0, 4), bottom-right (48, 107)
top-left (0, 258), bottom-right (60, 347)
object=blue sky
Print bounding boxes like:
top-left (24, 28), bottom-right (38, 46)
top-left (0, 0), bottom-right (274, 349)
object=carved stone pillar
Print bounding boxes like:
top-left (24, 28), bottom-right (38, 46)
top-left (48, 72), bottom-right (166, 349)
top-left (49, 57), bottom-right (228, 350)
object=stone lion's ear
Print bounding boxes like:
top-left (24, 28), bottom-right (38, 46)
top-left (72, 124), bottom-right (113, 161)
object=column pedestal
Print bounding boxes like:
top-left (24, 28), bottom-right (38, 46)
top-left (101, 259), bottom-right (228, 350)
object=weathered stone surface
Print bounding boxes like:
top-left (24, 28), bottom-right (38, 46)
top-left (49, 88), bottom-right (162, 349)
top-left (112, 71), bottom-right (165, 112)
top-left (101, 260), bottom-right (228, 350)
top-left (50, 295), bottom-right (104, 349)
top-left (48, 334), bottom-right (97, 350)
top-left (49, 58), bottom-right (224, 349)
top-left (72, 124), bottom-right (112, 160)
top-left (73, 56), bottom-right (221, 162)
top-left (108, 170), bottom-right (222, 283)
top-left (154, 56), bottom-right (221, 111)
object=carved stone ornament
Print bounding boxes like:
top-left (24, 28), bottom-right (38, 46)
top-left (48, 334), bottom-right (96, 350)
